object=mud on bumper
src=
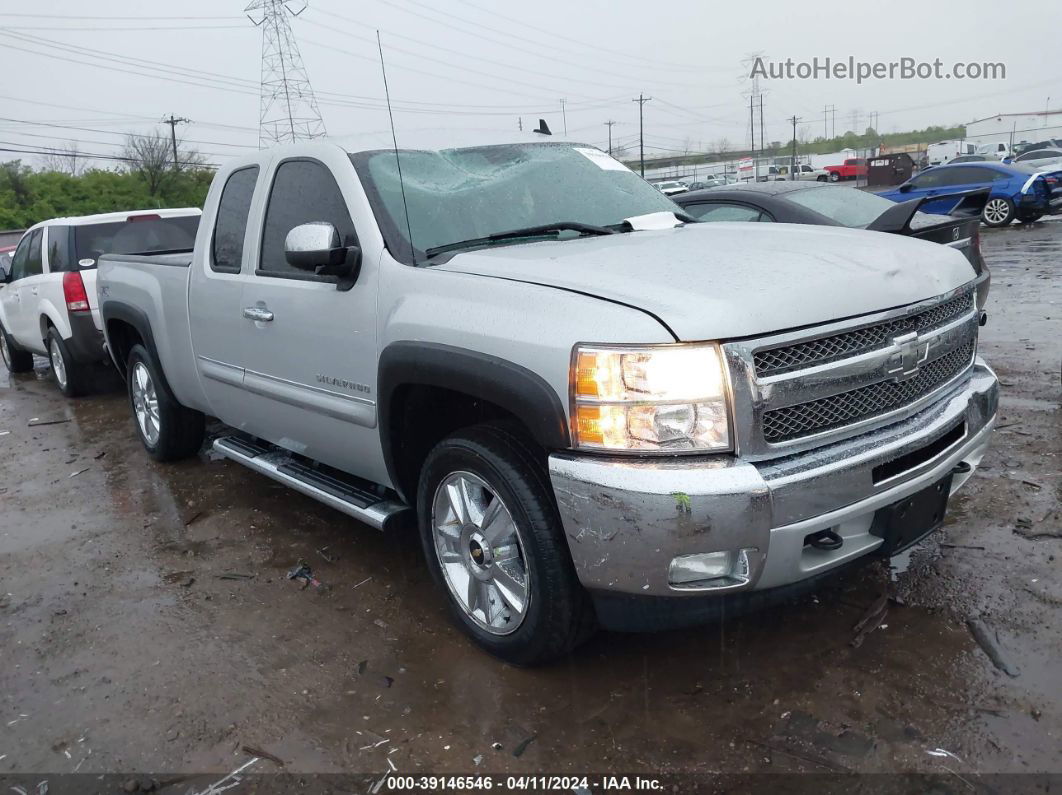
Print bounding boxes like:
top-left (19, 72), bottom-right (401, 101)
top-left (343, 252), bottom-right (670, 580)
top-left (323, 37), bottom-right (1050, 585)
top-left (548, 360), bottom-right (998, 631)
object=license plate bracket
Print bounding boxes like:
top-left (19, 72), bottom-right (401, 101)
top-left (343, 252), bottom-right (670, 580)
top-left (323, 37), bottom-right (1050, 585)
top-left (870, 474), bottom-right (954, 555)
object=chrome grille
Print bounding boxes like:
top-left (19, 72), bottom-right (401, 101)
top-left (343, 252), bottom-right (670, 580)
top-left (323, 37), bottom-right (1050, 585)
top-left (754, 291), bottom-right (974, 377)
top-left (762, 340), bottom-right (975, 443)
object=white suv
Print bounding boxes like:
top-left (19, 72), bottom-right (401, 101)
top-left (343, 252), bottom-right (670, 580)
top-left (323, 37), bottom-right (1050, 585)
top-left (0, 208), bottom-right (200, 396)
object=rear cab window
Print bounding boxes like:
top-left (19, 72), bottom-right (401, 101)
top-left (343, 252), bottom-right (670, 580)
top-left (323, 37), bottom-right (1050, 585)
top-left (212, 167), bottom-right (260, 273)
top-left (74, 215), bottom-right (200, 269)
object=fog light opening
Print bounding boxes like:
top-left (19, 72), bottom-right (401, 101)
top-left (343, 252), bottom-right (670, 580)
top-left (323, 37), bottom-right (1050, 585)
top-left (668, 549), bottom-right (754, 589)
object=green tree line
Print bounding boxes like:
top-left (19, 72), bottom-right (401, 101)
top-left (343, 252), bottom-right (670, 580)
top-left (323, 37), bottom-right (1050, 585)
top-left (0, 161), bottom-right (212, 230)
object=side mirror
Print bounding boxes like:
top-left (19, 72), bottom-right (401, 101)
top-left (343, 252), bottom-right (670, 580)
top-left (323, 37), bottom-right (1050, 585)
top-left (898, 183), bottom-right (913, 193)
top-left (284, 222), bottom-right (361, 292)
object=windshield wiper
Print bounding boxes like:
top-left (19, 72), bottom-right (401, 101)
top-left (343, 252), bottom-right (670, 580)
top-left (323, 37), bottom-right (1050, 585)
top-left (424, 221), bottom-right (616, 258)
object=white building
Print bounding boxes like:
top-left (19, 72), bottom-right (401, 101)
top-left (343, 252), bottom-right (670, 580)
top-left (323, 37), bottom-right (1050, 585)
top-left (965, 110), bottom-right (1062, 149)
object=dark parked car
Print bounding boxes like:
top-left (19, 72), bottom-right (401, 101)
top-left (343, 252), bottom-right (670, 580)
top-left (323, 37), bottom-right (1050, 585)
top-left (674, 181), bottom-right (991, 308)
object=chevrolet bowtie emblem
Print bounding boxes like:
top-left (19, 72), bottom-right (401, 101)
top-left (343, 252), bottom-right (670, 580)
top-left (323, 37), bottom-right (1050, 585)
top-left (886, 331), bottom-right (932, 381)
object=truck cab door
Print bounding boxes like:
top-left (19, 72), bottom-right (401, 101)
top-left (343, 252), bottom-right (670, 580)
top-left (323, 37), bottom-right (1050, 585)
top-left (187, 164), bottom-right (264, 423)
top-left (234, 155), bottom-right (384, 484)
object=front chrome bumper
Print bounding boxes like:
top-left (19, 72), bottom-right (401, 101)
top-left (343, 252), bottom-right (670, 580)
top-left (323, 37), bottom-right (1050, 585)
top-left (548, 359), bottom-right (998, 600)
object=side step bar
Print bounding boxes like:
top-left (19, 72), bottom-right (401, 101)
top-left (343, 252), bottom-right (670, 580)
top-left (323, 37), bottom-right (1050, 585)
top-left (212, 436), bottom-right (411, 531)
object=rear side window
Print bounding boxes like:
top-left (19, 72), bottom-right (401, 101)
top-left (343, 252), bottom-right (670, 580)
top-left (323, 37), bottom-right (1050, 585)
top-left (74, 215), bottom-right (200, 267)
top-left (46, 225), bottom-right (72, 272)
top-left (212, 166), bottom-right (259, 273)
top-left (259, 159), bottom-right (357, 277)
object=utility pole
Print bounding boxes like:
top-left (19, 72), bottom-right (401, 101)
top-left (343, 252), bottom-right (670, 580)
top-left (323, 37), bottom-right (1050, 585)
top-left (632, 94), bottom-right (651, 177)
top-left (161, 114), bottom-right (189, 170)
top-left (749, 93), bottom-right (756, 180)
top-left (759, 94), bottom-right (765, 160)
top-left (788, 115), bottom-right (801, 178)
top-left (559, 98), bottom-right (567, 136)
top-left (604, 120), bottom-right (616, 154)
top-left (518, 117), bottom-right (522, 132)
top-left (831, 105), bottom-right (836, 138)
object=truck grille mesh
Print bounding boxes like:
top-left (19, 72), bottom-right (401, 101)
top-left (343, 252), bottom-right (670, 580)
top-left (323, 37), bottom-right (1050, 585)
top-left (762, 340), bottom-right (975, 443)
top-left (754, 291), bottom-right (974, 377)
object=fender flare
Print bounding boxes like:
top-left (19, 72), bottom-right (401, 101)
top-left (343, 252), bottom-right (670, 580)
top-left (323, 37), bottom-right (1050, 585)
top-left (100, 299), bottom-right (180, 403)
top-left (377, 341), bottom-right (571, 497)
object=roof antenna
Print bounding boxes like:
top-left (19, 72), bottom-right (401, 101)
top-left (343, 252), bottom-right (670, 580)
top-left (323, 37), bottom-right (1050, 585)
top-left (532, 118), bottom-right (552, 136)
top-left (377, 31), bottom-right (417, 263)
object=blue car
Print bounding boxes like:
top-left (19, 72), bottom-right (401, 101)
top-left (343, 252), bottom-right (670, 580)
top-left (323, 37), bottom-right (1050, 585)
top-left (878, 161), bottom-right (1062, 227)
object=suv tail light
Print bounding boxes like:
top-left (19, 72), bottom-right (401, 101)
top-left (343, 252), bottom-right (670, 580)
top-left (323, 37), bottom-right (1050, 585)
top-left (63, 272), bottom-right (90, 312)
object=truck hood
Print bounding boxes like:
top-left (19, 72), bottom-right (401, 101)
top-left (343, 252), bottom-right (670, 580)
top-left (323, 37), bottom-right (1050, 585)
top-left (434, 222), bottom-right (976, 340)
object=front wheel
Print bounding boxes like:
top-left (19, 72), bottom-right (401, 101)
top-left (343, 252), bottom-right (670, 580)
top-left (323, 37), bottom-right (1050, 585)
top-left (126, 344), bottom-right (204, 461)
top-left (982, 197), bottom-right (1016, 227)
top-left (828, 171), bottom-right (840, 182)
top-left (417, 424), bottom-right (594, 665)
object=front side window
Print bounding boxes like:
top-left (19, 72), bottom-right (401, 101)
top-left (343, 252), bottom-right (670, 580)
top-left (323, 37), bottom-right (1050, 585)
top-left (8, 232), bottom-right (32, 281)
top-left (259, 160), bottom-right (357, 276)
top-left (351, 142), bottom-right (680, 265)
top-left (212, 166), bottom-right (259, 273)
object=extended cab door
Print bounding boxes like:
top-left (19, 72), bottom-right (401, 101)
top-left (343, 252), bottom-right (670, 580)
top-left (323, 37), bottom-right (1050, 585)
top-left (187, 164), bottom-right (265, 423)
top-left (234, 154), bottom-right (382, 480)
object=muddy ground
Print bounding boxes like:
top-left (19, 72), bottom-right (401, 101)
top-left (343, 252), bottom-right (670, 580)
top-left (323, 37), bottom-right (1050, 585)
top-left (0, 220), bottom-right (1059, 792)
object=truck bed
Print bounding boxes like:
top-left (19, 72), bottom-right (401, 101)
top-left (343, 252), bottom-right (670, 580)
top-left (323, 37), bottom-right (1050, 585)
top-left (97, 250), bottom-right (206, 413)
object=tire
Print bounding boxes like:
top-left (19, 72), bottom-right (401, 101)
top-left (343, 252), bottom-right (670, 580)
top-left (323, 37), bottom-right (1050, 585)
top-left (46, 327), bottom-right (88, 397)
top-left (828, 171), bottom-right (840, 182)
top-left (416, 423), bottom-right (594, 665)
top-left (0, 321), bottom-right (33, 373)
top-left (982, 197), bottom-right (1016, 227)
top-left (816, 175), bottom-right (828, 182)
top-left (126, 344), bottom-right (204, 461)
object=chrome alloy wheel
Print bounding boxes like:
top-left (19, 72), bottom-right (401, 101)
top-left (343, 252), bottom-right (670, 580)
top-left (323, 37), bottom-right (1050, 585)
top-left (130, 361), bottom-right (161, 446)
top-left (983, 198), bottom-right (1011, 225)
top-left (431, 471), bottom-right (529, 635)
top-left (49, 337), bottom-right (67, 389)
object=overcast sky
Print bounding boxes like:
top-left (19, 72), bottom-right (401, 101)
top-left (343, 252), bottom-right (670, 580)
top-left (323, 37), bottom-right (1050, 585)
top-left (0, 0), bottom-right (1059, 167)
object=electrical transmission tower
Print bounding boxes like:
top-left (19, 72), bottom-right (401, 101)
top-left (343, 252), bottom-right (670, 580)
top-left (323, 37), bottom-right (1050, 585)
top-left (245, 0), bottom-right (326, 147)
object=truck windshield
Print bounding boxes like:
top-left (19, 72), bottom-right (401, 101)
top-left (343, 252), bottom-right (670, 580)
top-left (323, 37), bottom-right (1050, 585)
top-left (350, 142), bottom-right (679, 264)
top-left (74, 215), bottom-right (200, 267)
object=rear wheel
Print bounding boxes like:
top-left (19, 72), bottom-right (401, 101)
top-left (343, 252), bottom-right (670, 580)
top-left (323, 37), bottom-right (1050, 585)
top-left (417, 423), bottom-right (594, 665)
top-left (46, 328), bottom-right (88, 397)
top-left (982, 197), bottom-right (1016, 227)
top-left (126, 344), bottom-right (204, 461)
top-left (0, 322), bottom-right (33, 373)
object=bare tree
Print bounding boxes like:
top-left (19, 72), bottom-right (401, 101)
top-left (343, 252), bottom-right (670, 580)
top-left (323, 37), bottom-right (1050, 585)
top-left (713, 137), bottom-right (732, 156)
top-left (41, 141), bottom-right (83, 176)
top-left (122, 129), bottom-right (205, 196)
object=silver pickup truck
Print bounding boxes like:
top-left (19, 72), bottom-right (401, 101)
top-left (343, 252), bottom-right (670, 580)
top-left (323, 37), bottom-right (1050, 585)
top-left (97, 132), bottom-right (997, 664)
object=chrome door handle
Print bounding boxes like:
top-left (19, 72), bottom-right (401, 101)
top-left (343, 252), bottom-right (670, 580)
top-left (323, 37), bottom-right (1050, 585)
top-left (242, 306), bottom-right (274, 322)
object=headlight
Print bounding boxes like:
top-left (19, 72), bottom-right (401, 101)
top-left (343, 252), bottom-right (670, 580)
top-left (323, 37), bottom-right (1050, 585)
top-left (570, 343), bottom-right (731, 453)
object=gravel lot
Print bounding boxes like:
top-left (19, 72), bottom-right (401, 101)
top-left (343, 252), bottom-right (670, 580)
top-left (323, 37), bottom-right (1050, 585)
top-left (1, 219), bottom-right (1059, 791)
